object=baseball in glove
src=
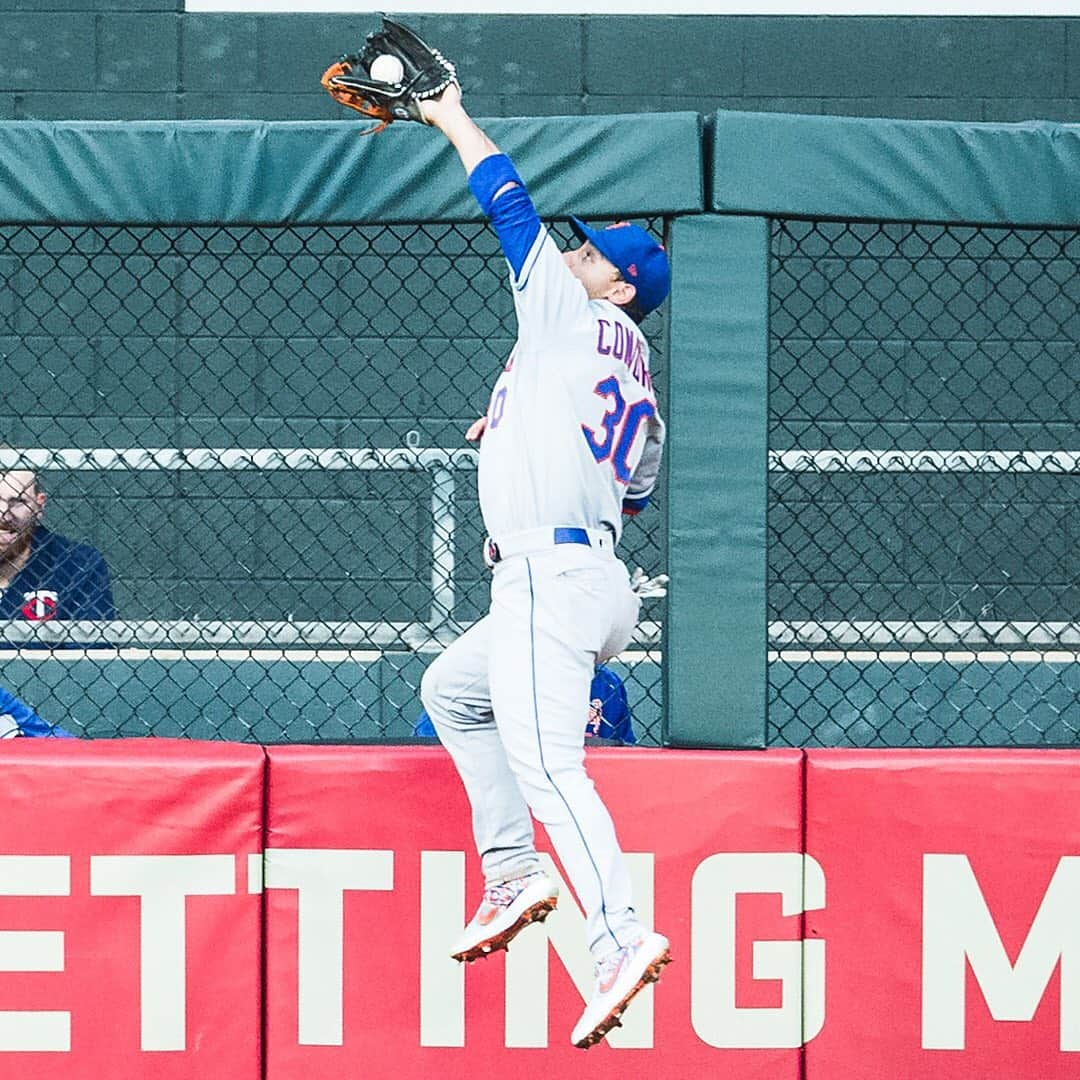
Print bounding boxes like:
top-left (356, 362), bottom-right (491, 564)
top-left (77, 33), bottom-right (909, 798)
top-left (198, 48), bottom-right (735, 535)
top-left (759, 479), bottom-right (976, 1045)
top-left (321, 16), bottom-right (458, 134)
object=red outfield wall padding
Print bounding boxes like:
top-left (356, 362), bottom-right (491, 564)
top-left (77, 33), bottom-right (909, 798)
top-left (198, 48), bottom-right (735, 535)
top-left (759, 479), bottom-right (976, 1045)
top-left (264, 745), bottom-right (805, 1080)
top-left (12, 738), bottom-right (1077, 1078)
top-left (0, 738), bottom-right (264, 1080)
top-left (805, 749), bottom-right (1080, 1080)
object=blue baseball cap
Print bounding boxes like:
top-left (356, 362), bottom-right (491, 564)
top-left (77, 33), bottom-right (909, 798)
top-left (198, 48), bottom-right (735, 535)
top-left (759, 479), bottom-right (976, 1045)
top-left (569, 218), bottom-right (670, 316)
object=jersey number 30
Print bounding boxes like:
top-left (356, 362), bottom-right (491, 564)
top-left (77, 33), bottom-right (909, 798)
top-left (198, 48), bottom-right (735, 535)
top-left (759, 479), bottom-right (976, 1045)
top-left (581, 376), bottom-right (656, 484)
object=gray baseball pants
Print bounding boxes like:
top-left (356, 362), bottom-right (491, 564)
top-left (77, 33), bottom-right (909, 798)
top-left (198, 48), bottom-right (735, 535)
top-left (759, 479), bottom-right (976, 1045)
top-left (420, 541), bottom-right (645, 959)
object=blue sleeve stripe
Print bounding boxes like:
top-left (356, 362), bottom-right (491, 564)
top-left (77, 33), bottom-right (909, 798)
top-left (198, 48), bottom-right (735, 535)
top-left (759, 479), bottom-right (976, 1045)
top-left (622, 494), bottom-right (651, 515)
top-left (468, 153), bottom-right (542, 279)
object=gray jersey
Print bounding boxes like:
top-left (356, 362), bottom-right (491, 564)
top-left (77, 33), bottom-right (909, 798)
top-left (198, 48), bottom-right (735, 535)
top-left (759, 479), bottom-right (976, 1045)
top-left (478, 225), bottom-right (665, 544)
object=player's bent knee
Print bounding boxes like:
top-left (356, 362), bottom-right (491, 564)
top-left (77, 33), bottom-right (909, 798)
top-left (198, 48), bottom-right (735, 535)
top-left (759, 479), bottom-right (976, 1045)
top-left (419, 656), bottom-right (481, 729)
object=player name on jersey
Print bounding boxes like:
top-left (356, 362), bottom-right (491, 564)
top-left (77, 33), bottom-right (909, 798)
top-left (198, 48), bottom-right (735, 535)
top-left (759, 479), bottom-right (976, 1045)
top-left (596, 317), bottom-right (652, 392)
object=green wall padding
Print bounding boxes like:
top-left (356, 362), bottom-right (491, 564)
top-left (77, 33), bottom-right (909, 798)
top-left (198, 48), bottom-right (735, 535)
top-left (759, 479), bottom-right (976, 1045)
top-left (665, 214), bottom-right (768, 748)
top-left (0, 114), bottom-right (704, 224)
top-left (712, 110), bottom-right (1080, 226)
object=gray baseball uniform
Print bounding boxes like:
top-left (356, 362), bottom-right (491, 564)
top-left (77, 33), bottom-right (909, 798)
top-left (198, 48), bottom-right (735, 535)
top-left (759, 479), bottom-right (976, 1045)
top-left (421, 151), bottom-right (665, 960)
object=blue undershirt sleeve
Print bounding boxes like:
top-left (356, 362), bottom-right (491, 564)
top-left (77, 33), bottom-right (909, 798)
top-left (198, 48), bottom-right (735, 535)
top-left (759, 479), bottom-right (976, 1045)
top-left (468, 153), bottom-right (542, 279)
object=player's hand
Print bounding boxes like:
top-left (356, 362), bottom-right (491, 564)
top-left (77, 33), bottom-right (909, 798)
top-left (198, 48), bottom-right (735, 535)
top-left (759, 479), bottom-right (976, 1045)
top-left (629, 568), bottom-right (668, 598)
top-left (465, 415), bottom-right (487, 442)
top-left (419, 80), bottom-right (464, 127)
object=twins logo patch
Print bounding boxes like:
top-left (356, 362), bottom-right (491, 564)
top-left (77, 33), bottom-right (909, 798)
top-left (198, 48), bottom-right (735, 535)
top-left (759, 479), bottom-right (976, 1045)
top-left (21, 590), bottom-right (58, 621)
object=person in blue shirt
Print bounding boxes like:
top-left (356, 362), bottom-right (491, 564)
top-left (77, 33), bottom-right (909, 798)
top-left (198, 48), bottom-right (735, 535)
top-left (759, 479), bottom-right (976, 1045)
top-left (0, 469), bottom-right (115, 623)
top-left (582, 664), bottom-right (636, 744)
top-left (0, 683), bottom-right (76, 738)
top-left (415, 663), bottom-right (637, 745)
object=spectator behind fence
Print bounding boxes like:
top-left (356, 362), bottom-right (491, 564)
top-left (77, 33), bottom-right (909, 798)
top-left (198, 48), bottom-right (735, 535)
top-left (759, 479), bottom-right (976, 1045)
top-left (0, 683), bottom-right (76, 738)
top-left (0, 468), bottom-right (116, 624)
top-left (415, 663), bottom-right (637, 745)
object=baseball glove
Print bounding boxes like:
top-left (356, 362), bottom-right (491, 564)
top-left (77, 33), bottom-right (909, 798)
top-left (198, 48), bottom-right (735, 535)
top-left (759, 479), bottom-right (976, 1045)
top-left (321, 16), bottom-right (458, 134)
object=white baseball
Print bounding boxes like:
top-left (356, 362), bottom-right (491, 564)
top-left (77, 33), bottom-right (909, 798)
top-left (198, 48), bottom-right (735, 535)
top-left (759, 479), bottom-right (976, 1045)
top-left (370, 54), bottom-right (405, 83)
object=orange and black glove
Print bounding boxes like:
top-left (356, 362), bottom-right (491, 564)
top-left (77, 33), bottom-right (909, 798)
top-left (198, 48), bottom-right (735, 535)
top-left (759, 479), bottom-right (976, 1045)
top-left (321, 16), bottom-right (458, 134)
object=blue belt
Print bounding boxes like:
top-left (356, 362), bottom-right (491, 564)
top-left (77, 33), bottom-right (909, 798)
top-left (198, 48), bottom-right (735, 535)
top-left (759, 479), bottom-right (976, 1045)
top-left (485, 526), bottom-right (613, 565)
top-left (553, 527), bottom-right (591, 546)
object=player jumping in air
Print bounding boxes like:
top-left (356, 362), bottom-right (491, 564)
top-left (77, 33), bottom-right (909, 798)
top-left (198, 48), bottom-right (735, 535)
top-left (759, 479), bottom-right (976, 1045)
top-left (416, 81), bottom-right (672, 1049)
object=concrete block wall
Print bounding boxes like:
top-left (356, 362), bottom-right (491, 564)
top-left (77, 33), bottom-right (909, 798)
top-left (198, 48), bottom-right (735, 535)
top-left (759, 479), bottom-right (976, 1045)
top-left (0, 4), bottom-right (1077, 123)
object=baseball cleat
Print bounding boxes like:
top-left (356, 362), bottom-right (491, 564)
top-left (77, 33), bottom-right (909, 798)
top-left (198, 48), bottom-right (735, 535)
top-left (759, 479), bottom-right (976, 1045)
top-left (571, 931), bottom-right (671, 1049)
top-left (450, 870), bottom-right (559, 963)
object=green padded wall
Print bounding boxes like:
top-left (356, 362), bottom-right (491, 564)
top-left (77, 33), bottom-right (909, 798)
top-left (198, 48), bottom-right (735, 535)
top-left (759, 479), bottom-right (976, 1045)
top-left (712, 109), bottom-right (1080, 225)
top-left (0, 115), bottom-right (703, 223)
top-left (665, 215), bottom-right (769, 748)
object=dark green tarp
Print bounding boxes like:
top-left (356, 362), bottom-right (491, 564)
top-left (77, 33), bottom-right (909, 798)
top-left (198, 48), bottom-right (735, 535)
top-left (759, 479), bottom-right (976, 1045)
top-left (712, 110), bottom-right (1080, 226)
top-left (0, 114), bottom-right (704, 224)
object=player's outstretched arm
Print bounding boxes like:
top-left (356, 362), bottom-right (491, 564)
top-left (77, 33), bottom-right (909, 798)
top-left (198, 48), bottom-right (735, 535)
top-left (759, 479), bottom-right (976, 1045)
top-left (420, 84), bottom-right (545, 287)
top-left (420, 80), bottom-right (590, 334)
top-left (420, 84), bottom-right (501, 178)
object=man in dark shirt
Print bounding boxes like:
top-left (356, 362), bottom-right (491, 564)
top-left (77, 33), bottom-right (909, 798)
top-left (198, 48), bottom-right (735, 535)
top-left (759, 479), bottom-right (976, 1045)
top-left (0, 469), bottom-right (115, 622)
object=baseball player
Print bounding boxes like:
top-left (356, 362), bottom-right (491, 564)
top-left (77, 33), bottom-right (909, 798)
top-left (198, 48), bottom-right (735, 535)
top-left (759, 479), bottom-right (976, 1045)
top-left (417, 82), bottom-right (671, 1049)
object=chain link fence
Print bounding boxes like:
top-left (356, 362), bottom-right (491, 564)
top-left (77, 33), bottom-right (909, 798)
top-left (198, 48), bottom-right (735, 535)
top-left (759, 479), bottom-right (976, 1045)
top-left (9, 206), bottom-right (1075, 749)
top-left (768, 218), bottom-right (1080, 746)
top-left (0, 218), bottom-right (668, 744)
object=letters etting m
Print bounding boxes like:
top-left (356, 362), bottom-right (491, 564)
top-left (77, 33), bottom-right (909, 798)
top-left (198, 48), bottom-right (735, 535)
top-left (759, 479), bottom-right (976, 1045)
top-left (3, 850), bottom-right (1078, 1054)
